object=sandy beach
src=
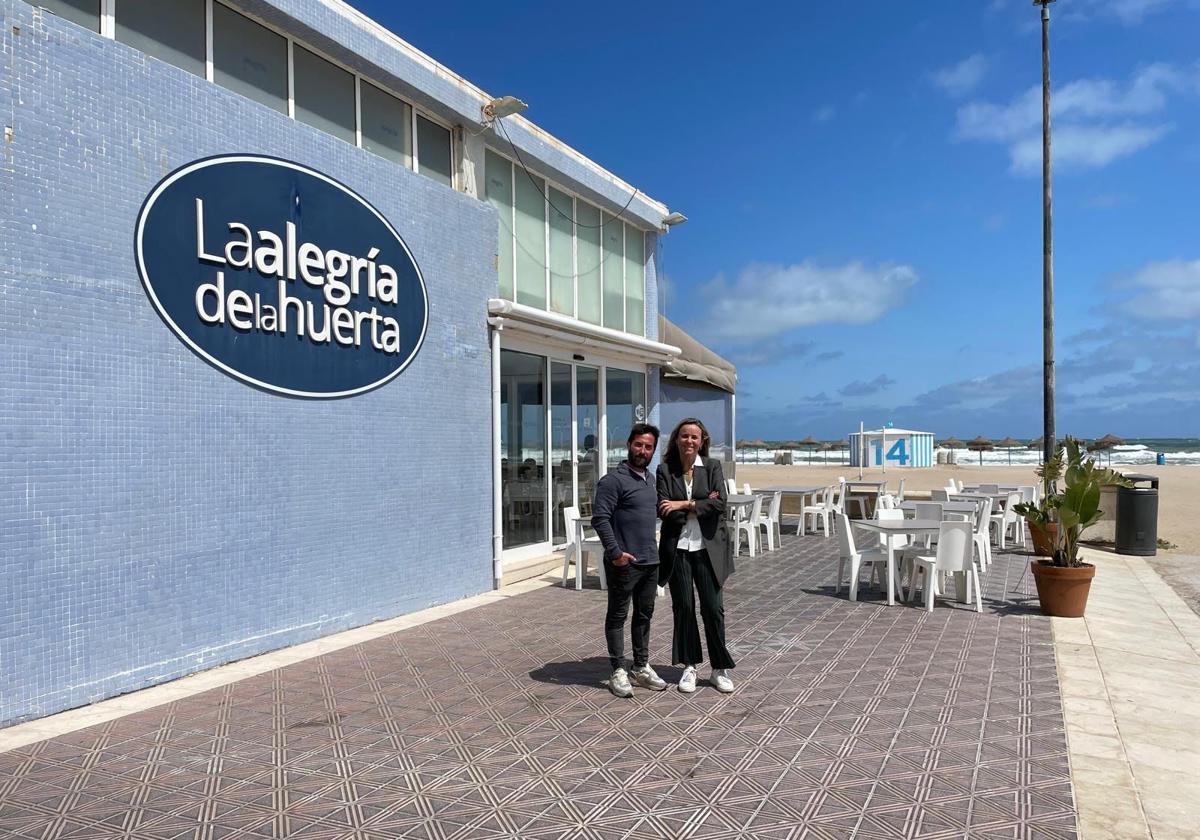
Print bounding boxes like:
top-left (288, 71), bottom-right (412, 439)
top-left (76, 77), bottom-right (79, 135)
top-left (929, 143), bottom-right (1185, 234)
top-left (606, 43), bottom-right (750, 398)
top-left (732, 462), bottom-right (1198, 555)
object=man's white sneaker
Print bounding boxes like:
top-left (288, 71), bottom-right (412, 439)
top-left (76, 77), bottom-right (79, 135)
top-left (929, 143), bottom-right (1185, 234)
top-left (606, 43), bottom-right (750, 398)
top-left (630, 664), bottom-right (667, 691)
top-left (678, 666), bottom-right (698, 693)
top-left (609, 668), bottom-right (633, 698)
top-left (710, 668), bottom-right (734, 693)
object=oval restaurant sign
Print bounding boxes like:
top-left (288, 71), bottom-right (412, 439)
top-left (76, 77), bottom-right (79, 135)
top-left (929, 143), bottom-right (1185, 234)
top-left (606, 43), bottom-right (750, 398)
top-left (135, 155), bottom-right (428, 398)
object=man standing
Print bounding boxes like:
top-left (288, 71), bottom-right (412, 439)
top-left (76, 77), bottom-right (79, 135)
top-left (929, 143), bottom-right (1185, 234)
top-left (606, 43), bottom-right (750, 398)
top-left (591, 423), bottom-right (668, 698)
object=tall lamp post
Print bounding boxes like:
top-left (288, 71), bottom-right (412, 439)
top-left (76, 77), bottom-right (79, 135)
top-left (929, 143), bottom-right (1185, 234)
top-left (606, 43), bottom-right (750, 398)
top-left (1035, 0), bottom-right (1056, 466)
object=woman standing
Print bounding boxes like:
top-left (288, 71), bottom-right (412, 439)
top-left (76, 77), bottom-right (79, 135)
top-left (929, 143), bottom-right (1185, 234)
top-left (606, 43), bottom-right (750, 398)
top-left (656, 418), bottom-right (736, 693)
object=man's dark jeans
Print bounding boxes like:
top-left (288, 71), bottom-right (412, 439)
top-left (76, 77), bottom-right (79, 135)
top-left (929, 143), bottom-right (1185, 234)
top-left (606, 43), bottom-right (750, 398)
top-left (604, 560), bottom-right (659, 671)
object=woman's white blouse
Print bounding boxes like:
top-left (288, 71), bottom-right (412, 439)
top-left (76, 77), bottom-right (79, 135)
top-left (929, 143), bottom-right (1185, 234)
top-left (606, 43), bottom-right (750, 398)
top-left (679, 470), bottom-right (705, 551)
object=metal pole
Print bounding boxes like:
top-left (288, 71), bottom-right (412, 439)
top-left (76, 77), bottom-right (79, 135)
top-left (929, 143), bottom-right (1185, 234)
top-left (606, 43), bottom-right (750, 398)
top-left (1038, 0), bottom-right (1056, 467)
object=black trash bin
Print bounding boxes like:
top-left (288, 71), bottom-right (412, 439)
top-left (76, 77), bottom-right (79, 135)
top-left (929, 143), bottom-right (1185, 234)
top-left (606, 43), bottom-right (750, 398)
top-left (1115, 474), bottom-right (1158, 556)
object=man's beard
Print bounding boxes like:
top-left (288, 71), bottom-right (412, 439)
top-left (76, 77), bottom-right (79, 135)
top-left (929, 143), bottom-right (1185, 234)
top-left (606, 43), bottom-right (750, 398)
top-left (628, 451), bottom-right (651, 469)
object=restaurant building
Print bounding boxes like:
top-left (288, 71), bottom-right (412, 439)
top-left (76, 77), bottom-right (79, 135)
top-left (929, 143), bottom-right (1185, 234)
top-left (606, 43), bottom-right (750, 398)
top-left (0, 0), bottom-right (687, 725)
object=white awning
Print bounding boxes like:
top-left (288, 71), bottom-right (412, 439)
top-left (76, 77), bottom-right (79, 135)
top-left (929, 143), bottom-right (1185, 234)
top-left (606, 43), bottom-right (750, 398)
top-left (487, 299), bottom-right (680, 365)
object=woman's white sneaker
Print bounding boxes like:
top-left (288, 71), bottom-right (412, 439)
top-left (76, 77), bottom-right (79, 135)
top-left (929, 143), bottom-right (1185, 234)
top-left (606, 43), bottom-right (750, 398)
top-left (609, 668), bottom-right (633, 698)
top-left (678, 666), bottom-right (698, 693)
top-left (710, 668), bottom-right (734, 693)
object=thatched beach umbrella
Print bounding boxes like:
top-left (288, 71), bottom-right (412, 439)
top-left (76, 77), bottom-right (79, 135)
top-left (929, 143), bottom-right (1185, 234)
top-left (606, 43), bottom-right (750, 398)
top-left (796, 435), bottom-right (821, 464)
top-left (1089, 433), bottom-right (1125, 464)
top-left (824, 439), bottom-right (848, 465)
top-left (995, 436), bottom-right (1025, 465)
top-left (745, 438), bottom-right (768, 463)
top-left (967, 436), bottom-right (994, 466)
top-left (937, 437), bottom-right (966, 449)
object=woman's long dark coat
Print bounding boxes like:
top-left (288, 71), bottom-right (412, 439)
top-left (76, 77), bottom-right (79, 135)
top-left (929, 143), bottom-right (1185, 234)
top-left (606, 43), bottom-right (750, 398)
top-left (656, 457), bottom-right (733, 587)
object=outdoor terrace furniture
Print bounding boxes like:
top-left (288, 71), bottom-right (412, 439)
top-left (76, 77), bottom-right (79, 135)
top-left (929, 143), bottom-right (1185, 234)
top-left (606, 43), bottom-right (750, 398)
top-left (800, 484), bottom-right (838, 537)
top-left (850, 515), bottom-right (943, 605)
top-left (728, 494), bottom-right (761, 557)
top-left (757, 490), bottom-right (783, 551)
top-left (931, 489), bottom-right (950, 502)
top-left (905, 521), bottom-right (982, 613)
top-left (900, 500), bottom-right (978, 518)
top-left (562, 506), bottom-right (605, 591)
top-left (972, 497), bottom-right (994, 568)
top-left (989, 491), bottom-right (1024, 549)
top-left (835, 513), bottom-right (898, 603)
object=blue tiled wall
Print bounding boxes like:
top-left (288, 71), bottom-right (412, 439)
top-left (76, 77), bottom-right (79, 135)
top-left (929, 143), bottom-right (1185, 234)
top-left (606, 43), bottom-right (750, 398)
top-left (0, 1), bottom-right (497, 725)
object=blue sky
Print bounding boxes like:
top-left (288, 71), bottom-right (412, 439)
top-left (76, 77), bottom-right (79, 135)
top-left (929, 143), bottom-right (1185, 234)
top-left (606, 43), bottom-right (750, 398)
top-left (351, 0), bottom-right (1200, 439)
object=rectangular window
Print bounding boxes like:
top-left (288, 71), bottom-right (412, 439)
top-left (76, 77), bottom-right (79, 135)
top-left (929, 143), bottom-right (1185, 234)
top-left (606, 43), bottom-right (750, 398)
top-left (601, 216), bottom-right (624, 331)
top-left (292, 45), bottom-right (355, 144)
top-left (624, 224), bottom-right (645, 336)
top-left (212, 3), bottom-right (288, 115)
top-left (116, 0), bottom-right (205, 77)
top-left (485, 151), bottom-right (514, 300)
top-left (548, 187), bottom-right (574, 316)
top-left (360, 81), bottom-right (412, 168)
top-left (576, 201), bottom-right (602, 326)
top-left (501, 350), bottom-right (547, 550)
top-left (514, 170), bottom-right (546, 309)
top-left (39, 0), bottom-right (99, 31)
top-left (415, 115), bottom-right (453, 187)
top-left (605, 368), bottom-right (647, 472)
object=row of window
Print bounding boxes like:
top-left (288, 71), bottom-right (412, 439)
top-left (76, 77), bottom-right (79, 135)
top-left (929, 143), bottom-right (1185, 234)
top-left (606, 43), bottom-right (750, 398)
top-left (486, 151), bottom-right (646, 336)
top-left (37, 0), bottom-right (454, 186)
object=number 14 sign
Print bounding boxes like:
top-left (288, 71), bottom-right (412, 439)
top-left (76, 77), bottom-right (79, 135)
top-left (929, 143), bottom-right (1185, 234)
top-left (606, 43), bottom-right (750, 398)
top-left (872, 438), bottom-right (909, 466)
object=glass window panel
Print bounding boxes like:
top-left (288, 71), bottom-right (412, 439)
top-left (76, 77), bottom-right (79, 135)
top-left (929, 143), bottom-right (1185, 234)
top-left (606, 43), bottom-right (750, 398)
top-left (514, 170), bottom-right (546, 309)
top-left (624, 224), bottom-right (645, 336)
top-left (360, 81), bottom-right (412, 168)
top-left (212, 3), bottom-right (287, 115)
top-left (551, 363), bottom-right (572, 544)
top-left (292, 45), bottom-right (355, 144)
top-left (548, 187), bottom-right (573, 316)
top-left (606, 368), bottom-right (647, 472)
top-left (500, 350), bottom-right (546, 550)
top-left (576, 202), bottom-right (602, 326)
top-left (602, 215), bottom-right (624, 330)
top-left (40, 0), bottom-right (99, 30)
top-left (116, 0), bottom-right (205, 77)
top-left (415, 115), bottom-right (453, 186)
top-left (485, 151), bottom-right (515, 300)
top-left (576, 366), bottom-right (601, 516)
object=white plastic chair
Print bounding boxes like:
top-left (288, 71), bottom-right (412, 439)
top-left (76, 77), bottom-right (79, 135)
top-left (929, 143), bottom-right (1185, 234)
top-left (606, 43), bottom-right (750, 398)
top-left (742, 482), bottom-right (752, 495)
top-left (931, 488), bottom-right (950, 502)
top-left (954, 479), bottom-right (965, 492)
top-left (735, 494), bottom-right (762, 557)
top-left (800, 484), bottom-right (837, 537)
top-left (758, 491), bottom-right (782, 550)
top-left (980, 483), bottom-right (1000, 494)
top-left (990, 491), bottom-right (1023, 549)
top-left (895, 479), bottom-right (906, 503)
top-left (971, 496), bottom-right (993, 568)
top-left (906, 521), bottom-right (981, 612)
top-left (913, 502), bottom-right (943, 549)
top-left (562, 506), bottom-right (605, 590)
top-left (835, 513), bottom-right (896, 602)
top-left (725, 478), bottom-right (738, 497)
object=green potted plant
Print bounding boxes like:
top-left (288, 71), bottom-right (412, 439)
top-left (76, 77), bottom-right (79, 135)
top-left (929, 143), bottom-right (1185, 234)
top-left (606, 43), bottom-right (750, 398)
top-left (1013, 447), bottom-right (1063, 557)
top-left (1014, 437), bottom-right (1131, 617)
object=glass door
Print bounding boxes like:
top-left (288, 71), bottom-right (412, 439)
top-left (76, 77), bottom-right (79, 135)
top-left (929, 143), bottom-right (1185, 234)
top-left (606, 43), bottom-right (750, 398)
top-left (575, 366), bottom-right (601, 522)
top-left (550, 363), bottom-right (573, 544)
top-left (500, 349), bottom-right (546, 550)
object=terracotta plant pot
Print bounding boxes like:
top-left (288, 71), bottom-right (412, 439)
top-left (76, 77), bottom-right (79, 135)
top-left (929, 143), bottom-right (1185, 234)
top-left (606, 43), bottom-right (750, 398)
top-left (1030, 561), bottom-right (1094, 618)
top-left (1028, 521), bottom-right (1059, 557)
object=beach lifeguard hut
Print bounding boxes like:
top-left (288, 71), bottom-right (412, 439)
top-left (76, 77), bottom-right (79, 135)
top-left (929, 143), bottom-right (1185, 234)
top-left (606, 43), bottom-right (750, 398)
top-left (848, 428), bottom-right (935, 469)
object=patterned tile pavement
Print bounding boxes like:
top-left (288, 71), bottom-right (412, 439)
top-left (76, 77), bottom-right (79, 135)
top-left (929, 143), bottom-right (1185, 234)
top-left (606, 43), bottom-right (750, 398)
top-left (0, 524), bottom-right (1076, 839)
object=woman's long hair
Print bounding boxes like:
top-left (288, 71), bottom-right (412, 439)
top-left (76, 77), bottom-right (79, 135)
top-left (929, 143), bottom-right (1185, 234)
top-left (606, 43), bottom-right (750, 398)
top-left (665, 418), bottom-right (711, 472)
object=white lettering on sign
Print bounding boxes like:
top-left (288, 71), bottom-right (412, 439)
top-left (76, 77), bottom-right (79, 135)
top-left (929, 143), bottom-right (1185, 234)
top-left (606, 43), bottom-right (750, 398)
top-left (192, 198), bottom-right (403, 353)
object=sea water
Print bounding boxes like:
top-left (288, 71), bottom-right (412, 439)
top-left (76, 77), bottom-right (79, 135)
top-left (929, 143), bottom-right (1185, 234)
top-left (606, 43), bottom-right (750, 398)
top-left (749, 439), bottom-right (1200, 467)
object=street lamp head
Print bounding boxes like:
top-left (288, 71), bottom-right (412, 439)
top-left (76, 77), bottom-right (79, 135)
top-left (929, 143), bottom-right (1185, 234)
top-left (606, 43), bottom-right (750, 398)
top-left (1032, 0), bottom-right (1055, 5)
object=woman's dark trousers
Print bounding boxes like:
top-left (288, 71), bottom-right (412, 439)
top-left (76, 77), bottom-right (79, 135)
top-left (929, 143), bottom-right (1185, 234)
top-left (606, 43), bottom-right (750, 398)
top-left (604, 560), bottom-right (659, 671)
top-left (669, 549), bottom-right (735, 669)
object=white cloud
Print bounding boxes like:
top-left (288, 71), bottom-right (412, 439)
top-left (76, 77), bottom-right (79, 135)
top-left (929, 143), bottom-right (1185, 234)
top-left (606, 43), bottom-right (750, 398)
top-left (1123, 258), bottom-right (1200, 319)
top-left (813, 105), bottom-right (836, 124)
top-left (701, 261), bottom-right (918, 341)
top-left (930, 54), bottom-right (988, 97)
top-left (1061, 0), bottom-right (1177, 25)
top-left (1009, 122), bottom-right (1170, 172)
top-left (955, 63), bottom-right (1191, 173)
